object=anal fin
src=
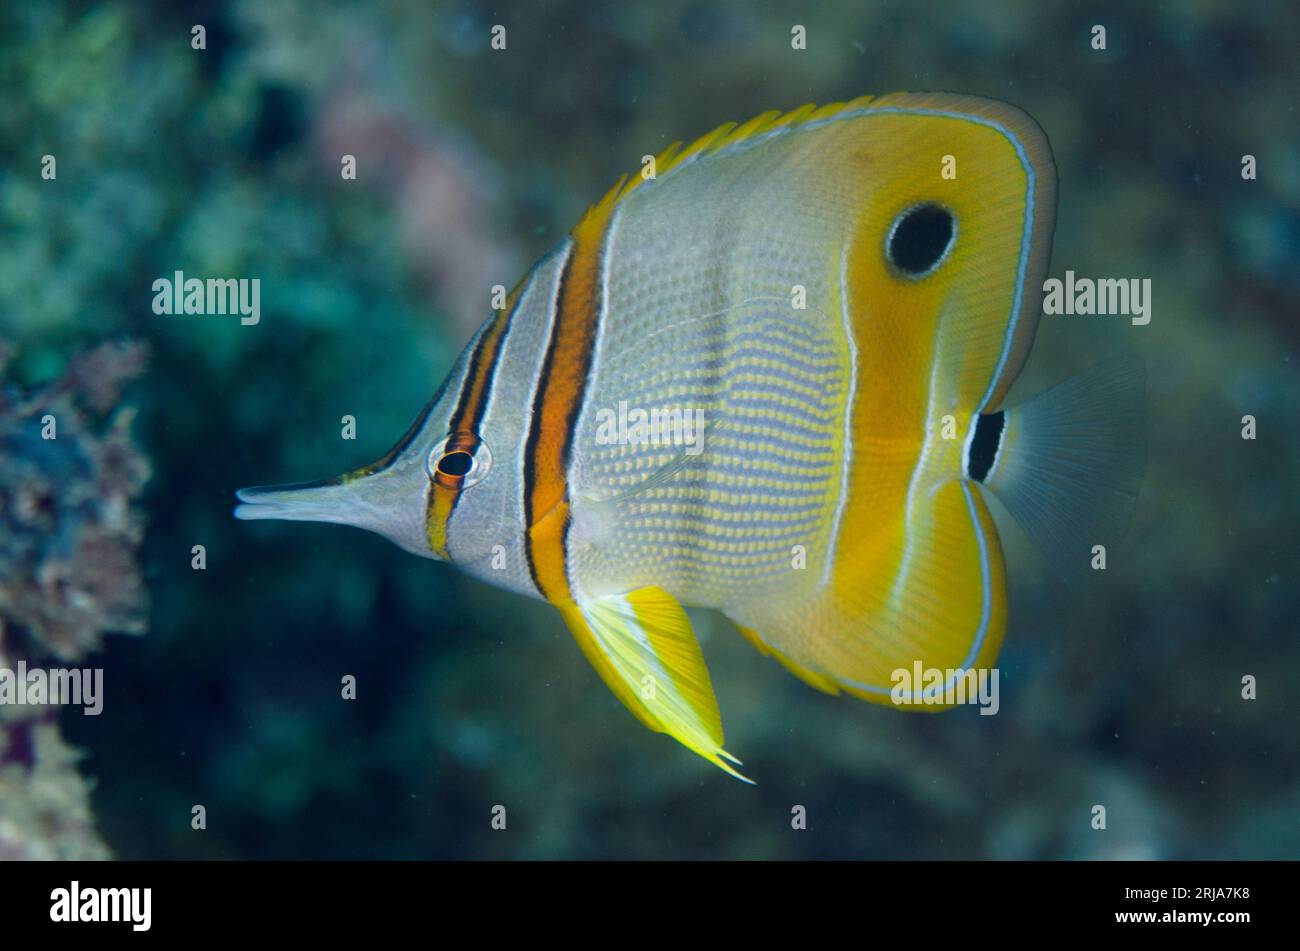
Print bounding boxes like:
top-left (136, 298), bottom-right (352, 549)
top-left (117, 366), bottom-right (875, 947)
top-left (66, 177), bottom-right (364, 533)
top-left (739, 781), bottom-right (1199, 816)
top-left (730, 479), bottom-right (1007, 709)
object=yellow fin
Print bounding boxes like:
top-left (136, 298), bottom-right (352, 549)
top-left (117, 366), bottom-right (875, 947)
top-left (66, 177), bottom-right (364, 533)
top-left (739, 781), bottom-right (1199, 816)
top-left (735, 479), bottom-right (1007, 711)
top-left (559, 588), bottom-right (751, 782)
top-left (712, 92), bottom-right (1053, 707)
top-left (578, 92), bottom-right (1054, 417)
top-left (581, 94), bottom-right (884, 221)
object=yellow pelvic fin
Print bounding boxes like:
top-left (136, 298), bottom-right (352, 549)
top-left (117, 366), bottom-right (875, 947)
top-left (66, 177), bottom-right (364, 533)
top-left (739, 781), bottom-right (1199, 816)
top-left (558, 587), bottom-right (751, 782)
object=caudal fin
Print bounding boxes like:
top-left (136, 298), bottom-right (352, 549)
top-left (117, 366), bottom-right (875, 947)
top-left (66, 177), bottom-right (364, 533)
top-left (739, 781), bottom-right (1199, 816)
top-left (978, 356), bottom-right (1146, 574)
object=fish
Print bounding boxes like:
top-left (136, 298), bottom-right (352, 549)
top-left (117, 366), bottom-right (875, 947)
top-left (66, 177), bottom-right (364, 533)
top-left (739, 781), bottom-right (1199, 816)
top-left (236, 92), bottom-right (1144, 781)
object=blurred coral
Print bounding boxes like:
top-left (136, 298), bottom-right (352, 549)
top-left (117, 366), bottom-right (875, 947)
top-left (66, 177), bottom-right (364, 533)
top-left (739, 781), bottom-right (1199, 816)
top-left (0, 340), bottom-right (150, 660)
top-left (0, 340), bottom-right (149, 859)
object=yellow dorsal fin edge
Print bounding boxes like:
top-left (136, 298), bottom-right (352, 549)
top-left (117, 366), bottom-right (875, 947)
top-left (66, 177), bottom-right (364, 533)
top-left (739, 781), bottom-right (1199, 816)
top-left (575, 94), bottom-right (883, 230)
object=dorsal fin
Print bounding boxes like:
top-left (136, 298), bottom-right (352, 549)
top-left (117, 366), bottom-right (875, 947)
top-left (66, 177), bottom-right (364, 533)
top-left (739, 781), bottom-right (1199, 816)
top-left (574, 94), bottom-right (884, 229)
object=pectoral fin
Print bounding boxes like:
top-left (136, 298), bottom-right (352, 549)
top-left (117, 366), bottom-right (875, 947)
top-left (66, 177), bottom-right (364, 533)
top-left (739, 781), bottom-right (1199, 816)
top-left (558, 587), bottom-right (751, 782)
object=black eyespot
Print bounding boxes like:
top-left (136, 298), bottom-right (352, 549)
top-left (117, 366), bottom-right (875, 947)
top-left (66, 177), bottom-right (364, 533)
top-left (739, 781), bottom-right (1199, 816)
top-left (437, 450), bottom-right (474, 478)
top-left (886, 204), bottom-right (956, 278)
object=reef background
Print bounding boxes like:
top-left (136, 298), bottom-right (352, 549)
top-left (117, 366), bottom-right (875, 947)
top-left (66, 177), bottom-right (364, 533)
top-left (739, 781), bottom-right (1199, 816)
top-left (2, 0), bottom-right (1296, 859)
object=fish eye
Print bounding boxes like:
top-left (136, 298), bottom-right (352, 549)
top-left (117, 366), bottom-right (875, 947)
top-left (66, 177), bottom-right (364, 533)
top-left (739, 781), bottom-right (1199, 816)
top-left (438, 451), bottom-right (473, 477)
top-left (885, 203), bottom-right (956, 279)
top-left (427, 433), bottom-right (492, 489)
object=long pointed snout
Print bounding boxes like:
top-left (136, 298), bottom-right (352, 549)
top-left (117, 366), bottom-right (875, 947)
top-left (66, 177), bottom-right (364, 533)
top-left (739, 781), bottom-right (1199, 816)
top-left (234, 479), bottom-right (356, 524)
top-left (234, 458), bottom-right (434, 558)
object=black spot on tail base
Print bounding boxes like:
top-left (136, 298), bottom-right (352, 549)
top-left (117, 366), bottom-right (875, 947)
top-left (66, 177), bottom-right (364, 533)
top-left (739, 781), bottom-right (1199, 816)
top-left (967, 411), bottom-right (1005, 483)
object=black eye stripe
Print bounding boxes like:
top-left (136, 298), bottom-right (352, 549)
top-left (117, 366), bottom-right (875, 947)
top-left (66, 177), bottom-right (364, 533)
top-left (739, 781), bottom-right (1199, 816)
top-left (886, 204), bottom-right (956, 278)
